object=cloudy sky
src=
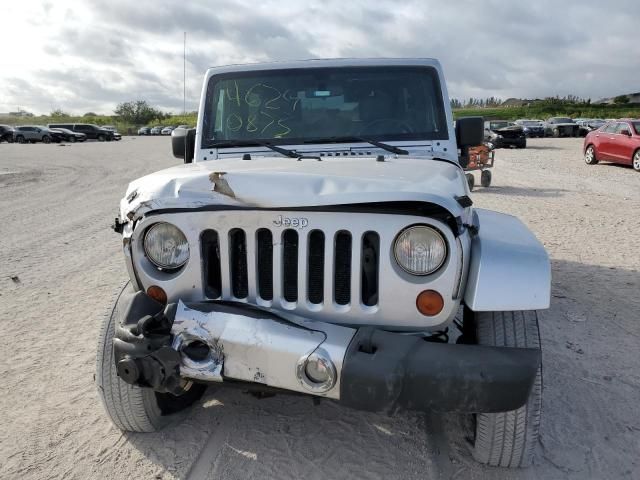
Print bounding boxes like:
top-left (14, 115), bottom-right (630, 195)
top-left (0, 0), bottom-right (637, 115)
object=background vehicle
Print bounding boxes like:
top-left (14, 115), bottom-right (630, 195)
top-left (484, 120), bottom-right (526, 148)
top-left (49, 128), bottom-right (87, 143)
top-left (544, 117), bottom-right (579, 137)
top-left (0, 125), bottom-right (15, 143)
top-left (98, 58), bottom-right (548, 469)
top-left (138, 127), bottom-right (151, 135)
top-left (14, 125), bottom-right (64, 143)
top-left (584, 119), bottom-right (640, 171)
top-left (514, 119), bottom-right (545, 138)
top-left (161, 126), bottom-right (175, 135)
top-left (48, 123), bottom-right (114, 141)
top-left (103, 125), bottom-right (122, 141)
top-left (577, 119), bottom-right (605, 137)
top-left (150, 126), bottom-right (164, 135)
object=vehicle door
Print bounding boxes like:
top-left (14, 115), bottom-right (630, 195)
top-left (24, 127), bottom-right (39, 141)
top-left (596, 123), bottom-right (618, 160)
top-left (74, 125), bottom-right (90, 138)
top-left (610, 122), bottom-right (635, 164)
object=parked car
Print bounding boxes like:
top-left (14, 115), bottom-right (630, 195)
top-left (99, 58), bottom-right (550, 469)
top-left (0, 125), bottom-right (15, 143)
top-left (138, 127), bottom-right (151, 135)
top-left (576, 119), bottom-right (605, 137)
top-left (150, 126), bottom-right (164, 135)
top-left (102, 125), bottom-right (122, 141)
top-left (161, 126), bottom-right (176, 135)
top-left (14, 125), bottom-right (64, 143)
top-left (48, 123), bottom-right (115, 141)
top-left (49, 128), bottom-right (87, 143)
top-left (514, 119), bottom-right (545, 138)
top-left (484, 120), bottom-right (526, 148)
top-left (544, 117), bottom-right (579, 137)
top-left (584, 119), bottom-right (640, 172)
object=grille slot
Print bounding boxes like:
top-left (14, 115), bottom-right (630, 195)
top-left (334, 231), bottom-right (352, 305)
top-left (201, 230), bottom-right (221, 298)
top-left (361, 231), bottom-right (379, 306)
top-left (307, 230), bottom-right (325, 304)
top-left (229, 229), bottom-right (248, 299)
top-left (282, 229), bottom-right (298, 302)
top-left (256, 229), bottom-right (273, 301)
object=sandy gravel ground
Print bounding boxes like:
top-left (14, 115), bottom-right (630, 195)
top-left (1, 137), bottom-right (639, 480)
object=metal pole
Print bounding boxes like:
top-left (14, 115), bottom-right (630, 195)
top-left (183, 31), bottom-right (186, 114)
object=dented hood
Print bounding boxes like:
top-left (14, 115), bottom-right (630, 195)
top-left (121, 155), bottom-right (468, 220)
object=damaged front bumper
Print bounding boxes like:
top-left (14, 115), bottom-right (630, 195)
top-left (113, 289), bottom-right (541, 413)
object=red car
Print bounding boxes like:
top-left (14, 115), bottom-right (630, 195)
top-left (584, 119), bottom-right (640, 172)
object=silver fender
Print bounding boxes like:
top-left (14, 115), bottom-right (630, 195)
top-left (464, 209), bottom-right (550, 311)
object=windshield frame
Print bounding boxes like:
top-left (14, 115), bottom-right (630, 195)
top-left (201, 65), bottom-right (449, 150)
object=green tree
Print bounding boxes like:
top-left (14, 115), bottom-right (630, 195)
top-left (50, 109), bottom-right (70, 118)
top-left (114, 100), bottom-right (165, 125)
top-left (613, 95), bottom-right (630, 104)
top-left (83, 112), bottom-right (97, 117)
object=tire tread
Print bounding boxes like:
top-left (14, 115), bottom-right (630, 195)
top-left (472, 310), bottom-right (542, 468)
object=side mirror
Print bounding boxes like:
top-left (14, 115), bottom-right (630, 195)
top-left (455, 116), bottom-right (484, 168)
top-left (620, 128), bottom-right (631, 137)
top-left (171, 127), bottom-right (196, 163)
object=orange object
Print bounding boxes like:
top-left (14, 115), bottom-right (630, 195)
top-left (416, 290), bottom-right (444, 316)
top-left (467, 144), bottom-right (491, 169)
top-left (147, 285), bottom-right (168, 305)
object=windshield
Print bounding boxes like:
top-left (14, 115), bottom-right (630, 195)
top-left (522, 121), bottom-right (541, 126)
top-left (489, 121), bottom-right (510, 129)
top-left (202, 66), bottom-right (448, 148)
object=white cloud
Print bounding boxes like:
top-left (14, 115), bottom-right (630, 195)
top-left (0, 0), bottom-right (637, 115)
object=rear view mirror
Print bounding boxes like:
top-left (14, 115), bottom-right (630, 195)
top-left (171, 127), bottom-right (196, 163)
top-left (455, 116), bottom-right (484, 168)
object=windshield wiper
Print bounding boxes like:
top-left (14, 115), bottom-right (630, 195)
top-left (302, 136), bottom-right (409, 155)
top-left (209, 140), bottom-right (298, 158)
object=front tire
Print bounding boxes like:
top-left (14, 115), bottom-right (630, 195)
top-left (42, 135), bottom-right (51, 144)
top-left (470, 310), bottom-right (542, 468)
top-left (481, 170), bottom-right (492, 187)
top-left (466, 173), bottom-right (475, 191)
top-left (632, 150), bottom-right (640, 172)
top-left (97, 134), bottom-right (106, 142)
top-left (584, 145), bottom-right (598, 165)
top-left (70, 136), bottom-right (77, 143)
top-left (96, 282), bottom-right (205, 432)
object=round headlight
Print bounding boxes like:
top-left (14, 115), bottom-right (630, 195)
top-left (143, 222), bottom-right (189, 270)
top-left (394, 226), bottom-right (447, 275)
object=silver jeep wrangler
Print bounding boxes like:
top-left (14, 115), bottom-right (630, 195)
top-left (97, 58), bottom-right (549, 468)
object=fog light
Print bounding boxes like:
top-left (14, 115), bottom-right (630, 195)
top-left (296, 348), bottom-right (336, 393)
top-left (416, 290), bottom-right (444, 316)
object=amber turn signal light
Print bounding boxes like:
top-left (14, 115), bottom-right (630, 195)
top-left (147, 285), bottom-right (168, 305)
top-left (416, 290), bottom-right (444, 316)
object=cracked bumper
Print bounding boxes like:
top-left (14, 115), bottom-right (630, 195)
top-left (112, 289), bottom-right (540, 413)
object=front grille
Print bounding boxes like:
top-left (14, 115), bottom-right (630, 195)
top-left (201, 225), bottom-right (379, 308)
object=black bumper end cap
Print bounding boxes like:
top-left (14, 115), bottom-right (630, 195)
top-left (340, 328), bottom-right (540, 414)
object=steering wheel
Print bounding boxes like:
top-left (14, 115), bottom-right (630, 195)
top-left (359, 118), bottom-right (414, 136)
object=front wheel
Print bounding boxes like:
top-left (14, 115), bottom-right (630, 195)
top-left (480, 170), bottom-right (492, 187)
top-left (584, 145), bottom-right (598, 165)
top-left (42, 135), bottom-right (51, 144)
top-left (465, 173), bottom-right (475, 191)
top-left (97, 134), bottom-right (106, 142)
top-left (469, 310), bottom-right (542, 468)
top-left (70, 136), bottom-right (77, 143)
top-left (16, 135), bottom-right (25, 144)
top-left (633, 150), bottom-right (640, 172)
top-left (96, 283), bottom-right (205, 432)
